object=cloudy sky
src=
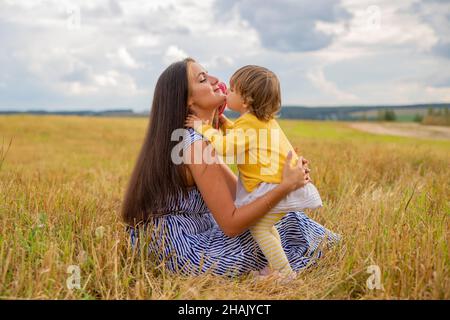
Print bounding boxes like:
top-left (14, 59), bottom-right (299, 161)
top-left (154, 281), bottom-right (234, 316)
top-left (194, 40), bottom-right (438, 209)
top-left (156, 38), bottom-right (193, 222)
top-left (1, 0), bottom-right (449, 111)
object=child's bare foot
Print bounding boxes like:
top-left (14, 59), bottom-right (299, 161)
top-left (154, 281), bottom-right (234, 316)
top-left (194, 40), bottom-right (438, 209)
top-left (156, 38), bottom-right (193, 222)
top-left (259, 266), bottom-right (271, 276)
top-left (250, 268), bottom-right (297, 285)
top-left (276, 271), bottom-right (298, 284)
top-left (248, 266), bottom-right (271, 281)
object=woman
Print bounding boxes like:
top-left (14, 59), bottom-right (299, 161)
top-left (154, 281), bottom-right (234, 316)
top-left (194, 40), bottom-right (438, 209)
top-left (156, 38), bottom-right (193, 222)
top-left (121, 58), bottom-right (339, 277)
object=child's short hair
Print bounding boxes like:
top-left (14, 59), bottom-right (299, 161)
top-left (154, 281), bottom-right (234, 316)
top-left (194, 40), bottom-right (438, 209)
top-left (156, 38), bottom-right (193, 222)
top-left (230, 65), bottom-right (281, 121)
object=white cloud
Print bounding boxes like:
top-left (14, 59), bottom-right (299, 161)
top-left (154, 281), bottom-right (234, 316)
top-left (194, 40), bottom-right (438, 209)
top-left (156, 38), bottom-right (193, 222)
top-left (131, 35), bottom-right (160, 48)
top-left (306, 67), bottom-right (358, 102)
top-left (203, 56), bottom-right (234, 70)
top-left (117, 47), bottom-right (139, 69)
top-left (340, 1), bottom-right (438, 51)
top-left (163, 45), bottom-right (189, 65)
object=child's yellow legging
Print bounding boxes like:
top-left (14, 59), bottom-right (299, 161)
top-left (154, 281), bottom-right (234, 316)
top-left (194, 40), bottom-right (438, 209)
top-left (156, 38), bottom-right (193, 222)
top-left (250, 213), bottom-right (293, 275)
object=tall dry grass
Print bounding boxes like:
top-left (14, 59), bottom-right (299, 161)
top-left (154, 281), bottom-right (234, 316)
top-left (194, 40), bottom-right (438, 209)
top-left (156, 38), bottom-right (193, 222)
top-left (0, 115), bottom-right (448, 299)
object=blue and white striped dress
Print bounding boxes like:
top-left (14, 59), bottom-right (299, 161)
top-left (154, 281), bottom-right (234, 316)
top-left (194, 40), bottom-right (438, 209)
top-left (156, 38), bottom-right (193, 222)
top-left (130, 128), bottom-right (340, 277)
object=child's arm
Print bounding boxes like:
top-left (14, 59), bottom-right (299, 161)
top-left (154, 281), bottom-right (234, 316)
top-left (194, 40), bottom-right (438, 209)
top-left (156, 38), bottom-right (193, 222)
top-left (185, 114), bottom-right (247, 157)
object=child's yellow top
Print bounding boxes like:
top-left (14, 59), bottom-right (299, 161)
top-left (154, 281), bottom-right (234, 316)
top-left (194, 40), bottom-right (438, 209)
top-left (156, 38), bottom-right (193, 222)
top-left (195, 112), bottom-right (299, 193)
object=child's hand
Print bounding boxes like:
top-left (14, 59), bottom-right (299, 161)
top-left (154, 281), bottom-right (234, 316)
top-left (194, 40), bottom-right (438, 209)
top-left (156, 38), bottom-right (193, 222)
top-left (185, 114), bottom-right (209, 129)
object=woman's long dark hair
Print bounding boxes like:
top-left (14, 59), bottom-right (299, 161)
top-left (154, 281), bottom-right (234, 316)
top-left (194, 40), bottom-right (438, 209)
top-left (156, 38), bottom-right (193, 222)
top-left (121, 58), bottom-right (195, 226)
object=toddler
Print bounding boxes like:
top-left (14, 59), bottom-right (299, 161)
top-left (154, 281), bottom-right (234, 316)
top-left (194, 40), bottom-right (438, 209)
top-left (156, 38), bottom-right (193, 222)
top-left (186, 65), bottom-right (322, 277)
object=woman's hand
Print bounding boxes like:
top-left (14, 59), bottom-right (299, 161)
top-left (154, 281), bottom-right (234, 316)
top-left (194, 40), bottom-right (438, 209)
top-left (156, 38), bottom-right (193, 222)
top-left (280, 151), bottom-right (311, 192)
top-left (294, 146), bottom-right (310, 172)
top-left (302, 158), bottom-right (311, 181)
top-left (185, 114), bottom-right (209, 130)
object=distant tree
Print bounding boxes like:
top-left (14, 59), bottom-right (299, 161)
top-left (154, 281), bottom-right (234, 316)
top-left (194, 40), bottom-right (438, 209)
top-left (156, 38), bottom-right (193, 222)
top-left (385, 109), bottom-right (397, 121)
top-left (427, 107), bottom-right (434, 116)
top-left (422, 107), bottom-right (450, 126)
top-left (413, 114), bottom-right (423, 122)
top-left (376, 109), bottom-right (396, 121)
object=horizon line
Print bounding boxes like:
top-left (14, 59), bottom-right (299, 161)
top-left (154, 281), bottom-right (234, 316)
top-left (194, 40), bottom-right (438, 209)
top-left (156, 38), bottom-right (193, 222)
top-left (0, 102), bottom-right (449, 113)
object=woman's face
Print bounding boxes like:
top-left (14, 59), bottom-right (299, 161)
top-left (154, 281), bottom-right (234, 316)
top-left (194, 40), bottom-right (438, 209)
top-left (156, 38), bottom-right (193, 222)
top-left (187, 62), bottom-right (225, 112)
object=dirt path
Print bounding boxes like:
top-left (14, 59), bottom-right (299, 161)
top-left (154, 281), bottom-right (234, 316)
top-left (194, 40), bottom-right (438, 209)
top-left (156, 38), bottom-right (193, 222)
top-left (348, 122), bottom-right (450, 140)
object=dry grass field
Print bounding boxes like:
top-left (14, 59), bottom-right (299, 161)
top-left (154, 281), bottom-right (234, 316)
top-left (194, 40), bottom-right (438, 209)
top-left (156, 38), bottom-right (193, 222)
top-left (0, 115), bottom-right (448, 299)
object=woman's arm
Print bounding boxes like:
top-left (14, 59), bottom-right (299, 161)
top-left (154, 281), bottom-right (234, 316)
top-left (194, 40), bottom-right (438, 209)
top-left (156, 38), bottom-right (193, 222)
top-left (217, 150), bottom-right (310, 201)
top-left (185, 140), bottom-right (308, 237)
top-left (217, 158), bottom-right (238, 200)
